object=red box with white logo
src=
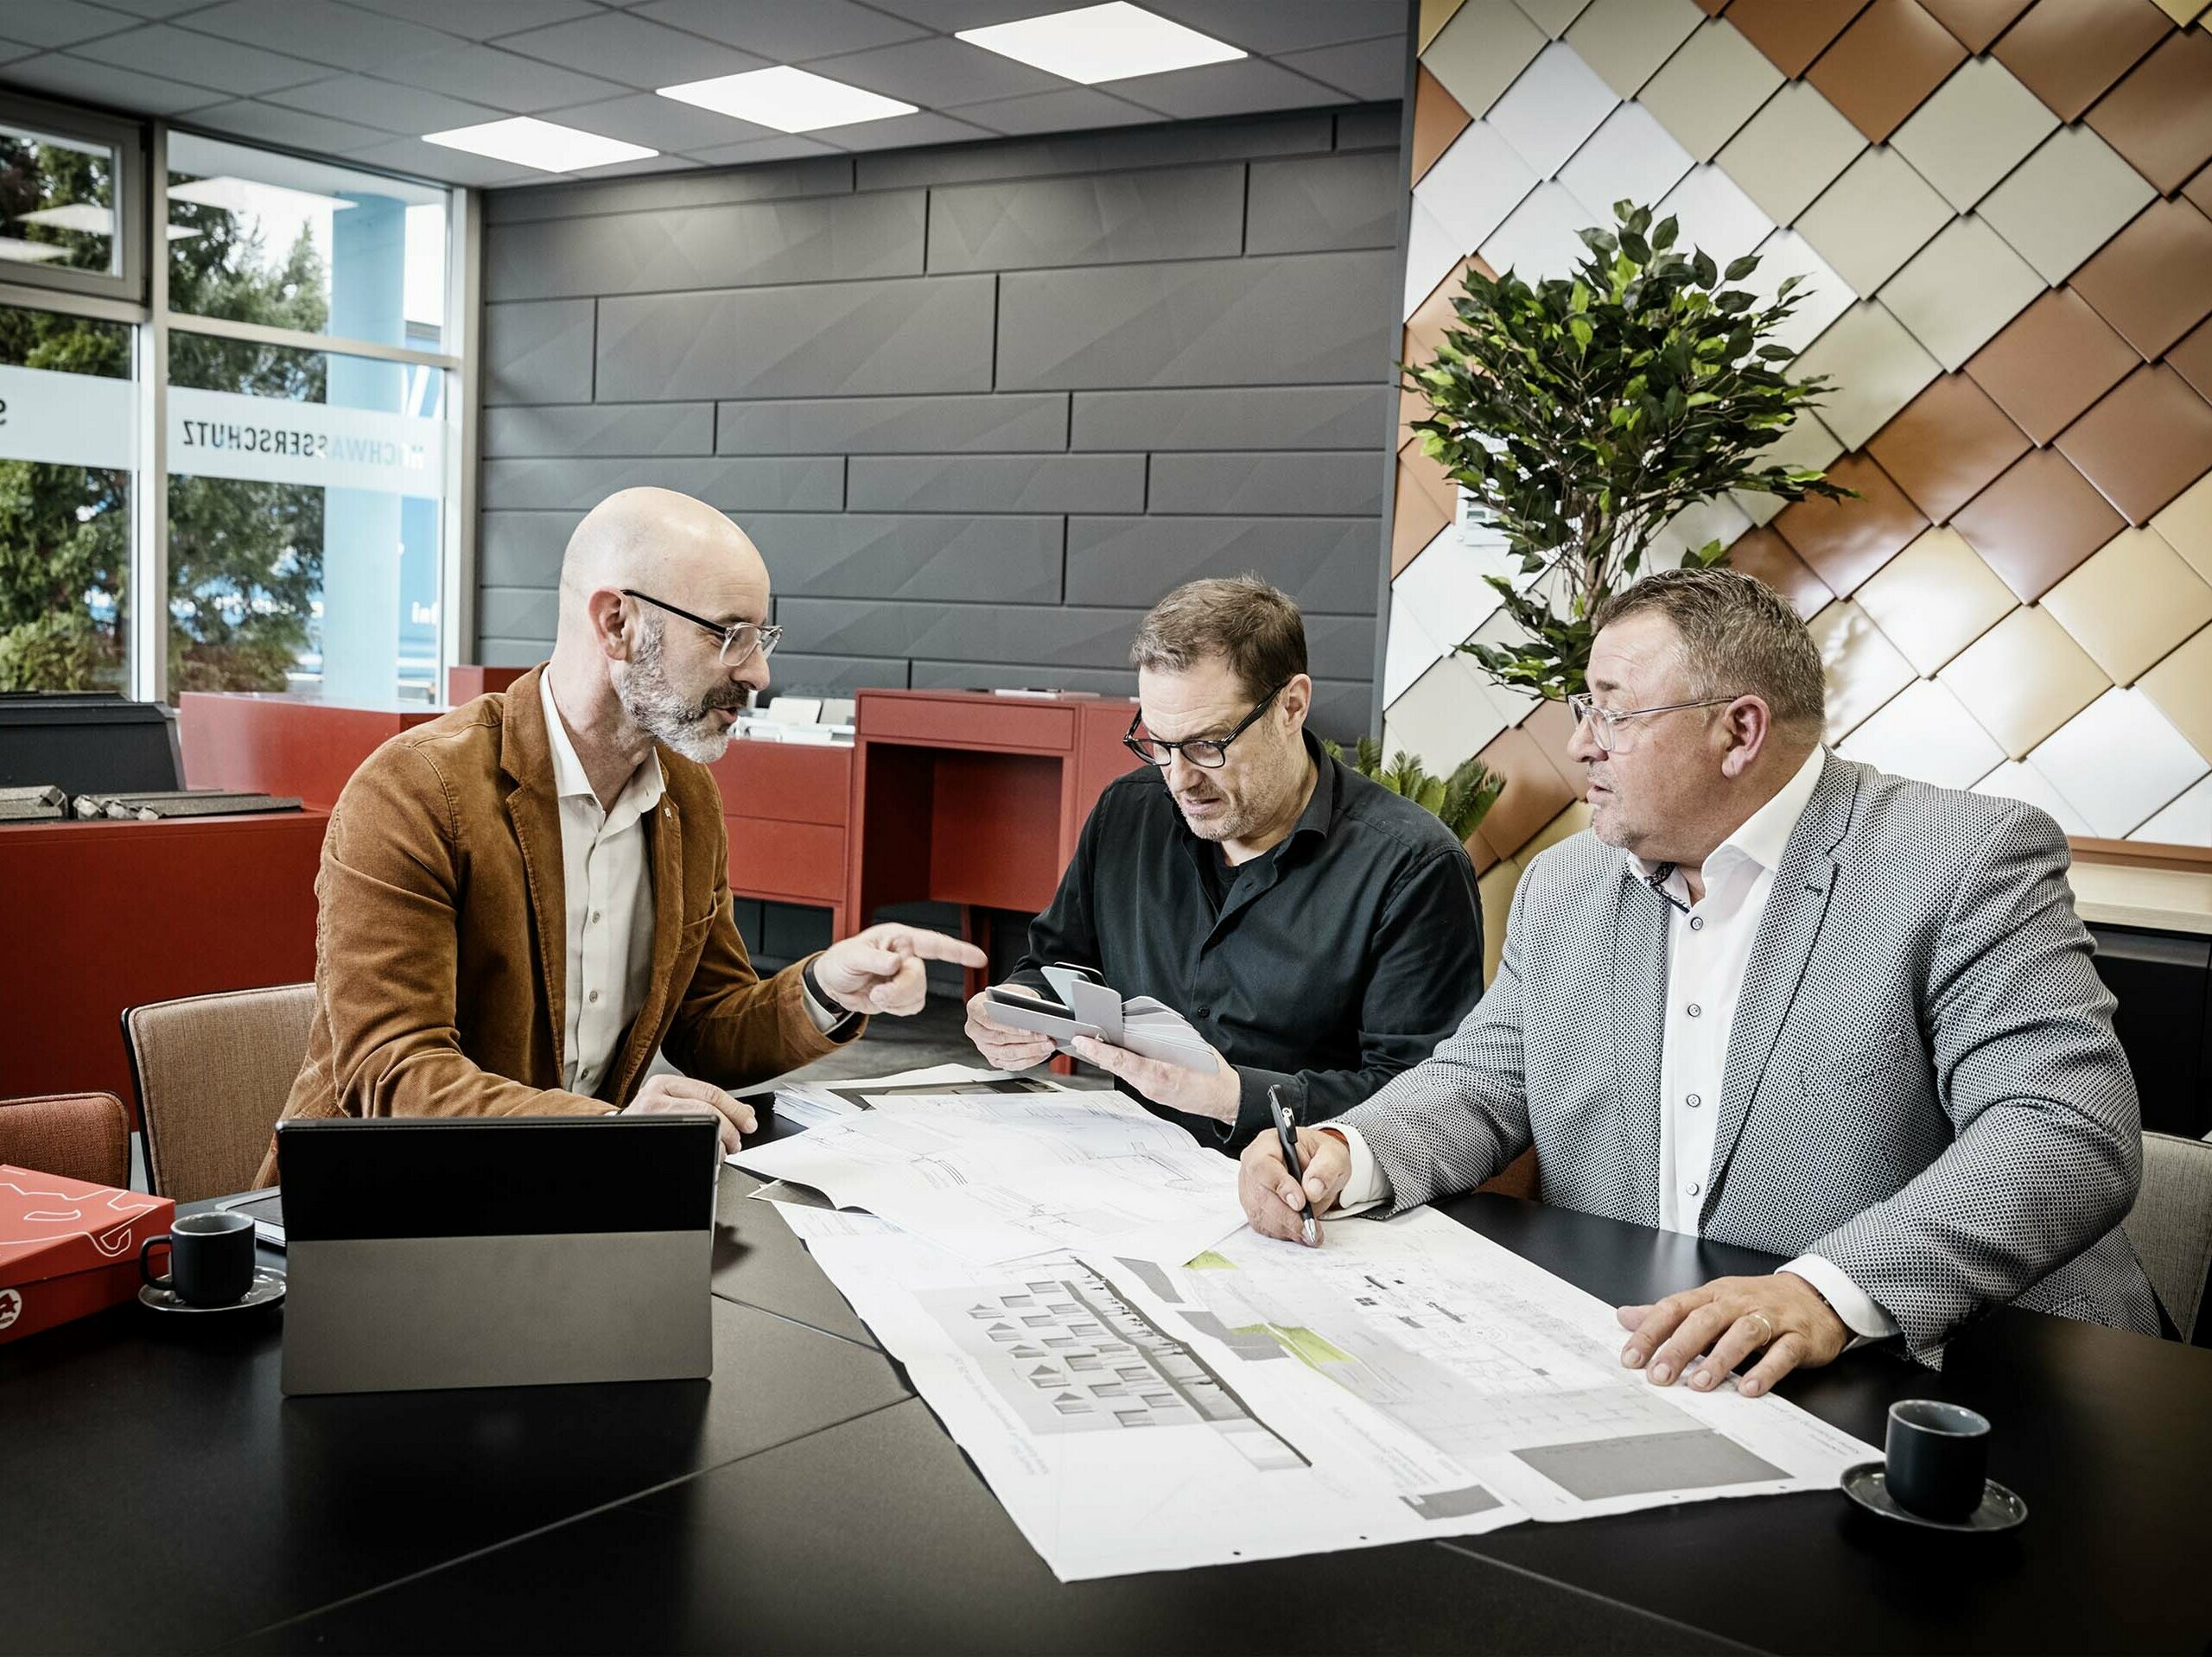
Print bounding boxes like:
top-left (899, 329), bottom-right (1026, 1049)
top-left (0, 1165), bottom-right (173, 1344)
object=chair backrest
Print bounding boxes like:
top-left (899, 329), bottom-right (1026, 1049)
top-left (0, 1093), bottom-right (130, 1190)
top-left (2123, 1132), bottom-right (2212, 1346)
top-left (124, 984), bottom-right (315, 1203)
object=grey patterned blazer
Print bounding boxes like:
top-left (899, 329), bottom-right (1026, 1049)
top-left (1338, 754), bottom-right (2162, 1362)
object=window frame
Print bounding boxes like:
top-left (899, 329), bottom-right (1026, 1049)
top-left (0, 92), bottom-right (146, 307)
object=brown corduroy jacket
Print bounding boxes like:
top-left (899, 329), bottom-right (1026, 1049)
top-left (253, 665), bottom-right (855, 1186)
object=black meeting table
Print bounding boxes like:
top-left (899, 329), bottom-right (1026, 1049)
top-left (5, 1108), bottom-right (2209, 1656)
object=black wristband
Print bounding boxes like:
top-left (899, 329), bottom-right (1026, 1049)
top-left (801, 957), bottom-right (861, 1037)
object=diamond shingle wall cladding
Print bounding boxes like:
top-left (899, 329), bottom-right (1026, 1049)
top-left (1388, 0), bottom-right (2212, 878)
top-left (480, 107), bottom-right (1402, 733)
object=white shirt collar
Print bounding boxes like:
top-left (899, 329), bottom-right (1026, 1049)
top-left (1632, 744), bottom-right (1827, 884)
top-left (538, 670), bottom-right (664, 819)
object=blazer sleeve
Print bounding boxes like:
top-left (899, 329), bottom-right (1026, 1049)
top-left (315, 742), bottom-right (609, 1120)
top-left (1329, 858), bottom-right (1536, 1213)
top-left (1800, 804), bottom-right (2144, 1360)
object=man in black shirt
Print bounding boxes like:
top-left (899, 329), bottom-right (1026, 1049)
top-left (963, 577), bottom-right (1486, 1152)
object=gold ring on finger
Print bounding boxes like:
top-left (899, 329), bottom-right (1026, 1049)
top-left (1747, 1311), bottom-right (1775, 1349)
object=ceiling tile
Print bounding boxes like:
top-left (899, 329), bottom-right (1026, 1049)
top-left (1888, 54), bottom-right (2056, 212)
top-left (1991, 0), bottom-right (2171, 121)
top-left (0, 0), bottom-right (142, 49)
top-left (1809, 599), bottom-right (1918, 740)
top-left (1637, 16), bottom-right (1783, 162)
top-left (261, 76), bottom-right (507, 136)
top-left (0, 52), bottom-right (223, 114)
top-left (1951, 448), bottom-right (2127, 600)
top-left (682, 133), bottom-right (845, 167)
top-left (1488, 41), bottom-right (1619, 178)
top-left (1794, 144), bottom-right (1953, 295)
top-left (344, 134), bottom-right (541, 186)
top-left (1562, 0), bottom-right (1703, 97)
top-left (1866, 372), bottom-right (2031, 524)
top-left (2132, 771), bottom-right (2212, 847)
top-left (2043, 524), bottom-right (2212, 681)
top-left (1724, 524), bottom-right (1834, 617)
top-left (179, 0), bottom-right (454, 67)
top-left (945, 87), bottom-right (1164, 137)
top-left (382, 43), bottom-right (629, 111)
top-left (1963, 287), bottom-right (2140, 446)
top-left (2156, 471), bottom-right (2212, 584)
top-left (1973, 758), bottom-right (2094, 836)
top-left (67, 24), bottom-right (330, 96)
top-left (1851, 524), bottom-right (2017, 671)
top-left (1878, 213), bottom-right (2044, 371)
top-left (2070, 199), bottom-right (2212, 360)
top-left (1557, 100), bottom-right (1694, 225)
top-left (816, 111), bottom-right (998, 151)
top-left (1838, 676), bottom-right (2005, 790)
top-left (1713, 78), bottom-right (1867, 228)
top-left (75, 0), bottom-right (227, 13)
top-left (1789, 299), bottom-right (1943, 449)
top-left (1656, 162), bottom-right (1775, 271)
top-left (1416, 119), bottom-right (1541, 257)
top-left (1735, 409), bottom-right (1846, 524)
top-left (1726, 0), bottom-right (1872, 75)
top-left (1276, 35), bottom-right (1408, 102)
top-left (2054, 364), bottom-right (2212, 524)
top-left (1385, 651), bottom-right (1513, 774)
top-left (2138, 622), bottom-right (2212, 766)
top-left (2026, 685), bottom-right (2209, 836)
top-left (498, 11), bottom-right (767, 85)
top-left (1147, 0), bottom-right (1413, 53)
top-left (1514, 0), bottom-right (1596, 35)
top-left (1742, 229), bottom-right (1858, 357)
top-left (1939, 604), bottom-right (2109, 756)
top-left (1410, 66), bottom-right (1472, 183)
top-left (1805, 0), bottom-right (1967, 144)
top-left (347, 0), bottom-right (599, 40)
top-left (1423, 0), bottom-right (1547, 119)
top-left (540, 92), bottom-right (776, 153)
top-left (1471, 722), bottom-right (1579, 853)
top-left (1109, 57), bottom-right (1348, 119)
top-left (1479, 180), bottom-right (1600, 283)
top-left (855, 0), bottom-right (1052, 26)
top-left (1915, 0), bottom-right (2033, 53)
top-left (1775, 451), bottom-right (1930, 593)
top-left (1978, 124), bottom-right (2158, 288)
top-left (2082, 27), bottom-right (2212, 194)
top-left (810, 35), bottom-right (1066, 106)
top-left (184, 98), bottom-right (389, 154)
top-left (632, 0), bottom-right (930, 60)
top-left (2168, 316), bottom-right (2212, 403)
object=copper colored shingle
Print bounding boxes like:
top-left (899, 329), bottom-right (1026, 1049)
top-left (1518, 696), bottom-right (1583, 790)
top-left (2170, 316), bottom-right (2212, 403)
top-left (2054, 363), bottom-right (2212, 524)
top-left (2083, 28), bottom-right (2212, 195)
top-left (1916, 0), bottom-right (2034, 52)
top-left (1965, 287), bottom-right (2142, 445)
top-left (2185, 162), bottom-right (2212, 220)
top-left (1950, 448), bottom-right (2128, 600)
top-left (1772, 453), bottom-right (1931, 594)
top-left (1725, 0), bottom-right (1872, 75)
top-left (1726, 525), bottom-right (1836, 618)
top-left (1471, 724), bottom-right (1576, 857)
top-left (1391, 448), bottom-right (1455, 576)
top-left (1866, 373), bottom-right (2032, 524)
top-left (1992, 0), bottom-right (2171, 121)
top-left (2070, 198), bottom-right (2212, 360)
top-left (1410, 66), bottom-right (1473, 186)
top-left (1806, 0), bottom-right (1968, 142)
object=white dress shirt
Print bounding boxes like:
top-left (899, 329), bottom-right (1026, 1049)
top-left (1332, 745), bottom-right (1898, 1343)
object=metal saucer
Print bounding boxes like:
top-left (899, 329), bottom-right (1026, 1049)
top-left (137, 1268), bottom-right (286, 1316)
top-left (1840, 1461), bottom-right (2026, 1533)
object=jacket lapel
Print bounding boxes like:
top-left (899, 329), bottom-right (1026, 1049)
top-left (607, 782), bottom-right (684, 1103)
top-left (1610, 867), bottom-right (1668, 1228)
top-left (500, 666), bottom-right (568, 1078)
top-left (1700, 756), bottom-right (1859, 1225)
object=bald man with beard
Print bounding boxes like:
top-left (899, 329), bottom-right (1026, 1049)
top-left (252, 488), bottom-right (982, 1184)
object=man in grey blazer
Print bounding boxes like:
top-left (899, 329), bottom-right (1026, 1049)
top-left (1242, 567), bottom-right (2161, 1394)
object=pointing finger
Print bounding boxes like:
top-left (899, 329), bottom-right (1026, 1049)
top-left (879, 928), bottom-right (989, 969)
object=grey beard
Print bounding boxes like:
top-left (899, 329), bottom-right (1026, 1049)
top-left (617, 620), bottom-right (750, 762)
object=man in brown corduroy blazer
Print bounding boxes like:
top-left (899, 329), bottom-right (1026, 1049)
top-left (254, 488), bottom-right (982, 1186)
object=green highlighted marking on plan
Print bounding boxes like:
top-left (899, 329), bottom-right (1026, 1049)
top-left (1186, 1251), bottom-right (1238, 1271)
top-left (1234, 1323), bottom-right (1354, 1368)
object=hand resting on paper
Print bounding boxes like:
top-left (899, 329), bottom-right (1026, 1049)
top-left (1237, 1124), bottom-right (1352, 1244)
top-left (1616, 1271), bottom-right (1850, 1398)
top-left (1069, 1033), bottom-right (1240, 1124)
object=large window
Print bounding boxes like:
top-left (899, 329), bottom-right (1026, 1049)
top-left (0, 106), bottom-right (463, 704)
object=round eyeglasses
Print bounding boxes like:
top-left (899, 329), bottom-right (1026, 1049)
top-left (622, 588), bottom-right (782, 670)
top-left (1123, 682), bottom-right (1287, 770)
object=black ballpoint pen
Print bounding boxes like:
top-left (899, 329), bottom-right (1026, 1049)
top-left (1270, 1085), bottom-right (1319, 1246)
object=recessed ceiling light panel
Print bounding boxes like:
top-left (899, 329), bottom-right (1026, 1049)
top-left (422, 117), bottom-right (656, 174)
top-left (957, 2), bottom-right (1245, 86)
top-left (658, 67), bottom-right (918, 134)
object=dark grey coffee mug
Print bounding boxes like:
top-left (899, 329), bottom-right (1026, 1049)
top-left (1885, 1399), bottom-right (1991, 1521)
top-left (141, 1210), bottom-right (257, 1306)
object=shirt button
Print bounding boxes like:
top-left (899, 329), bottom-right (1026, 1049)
top-left (588, 989), bottom-right (601, 1004)
top-left (1194, 1006), bottom-right (1210, 1019)
top-left (1686, 1093), bottom-right (1702, 1108)
top-left (1685, 1180), bottom-right (1701, 1197)
top-left (1686, 1003), bottom-right (1701, 1018)
top-left (1688, 916), bottom-right (1704, 931)
top-left (590, 910), bottom-right (601, 925)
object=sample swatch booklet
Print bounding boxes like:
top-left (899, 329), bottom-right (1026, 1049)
top-left (984, 964), bottom-right (1218, 1072)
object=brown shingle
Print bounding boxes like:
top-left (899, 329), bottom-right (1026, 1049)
top-left (1965, 287), bottom-right (2142, 444)
top-left (1391, 448), bottom-right (1455, 576)
top-left (1950, 448), bottom-right (2128, 600)
top-left (1773, 453), bottom-right (1930, 594)
top-left (1866, 373), bottom-right (2032, 524)
top-left (1726, 0), bottom-right (1872, 76)
top-left (1992, 0), bottom-right (2171, 121)
top-left (2071, 198), bottom-right (2212, 360)
top-left (1470, 724), bottom-right (1576, 857)
top-left (2054, 363), bottom-right (2212, 524)
top-left (1806, 0), bottom-right (1968, 142)
top-left (2169, 316), bottom-right (2212, 404)
top-left (1410, 65), bottom-right (1472, 187)
top-left (1916, 0), bottom-right (2034, 52)
top-left (2084, 27), bottom-right (2212, 195)
top-left (1726, 525), bottom-right (1835, 619)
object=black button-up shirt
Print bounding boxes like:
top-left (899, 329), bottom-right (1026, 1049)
top-left (1012, 734), bottom-right (1486, 1151)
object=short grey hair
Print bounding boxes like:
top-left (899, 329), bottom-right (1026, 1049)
top-left (1128, 575), bottom-right (1307, 700)
top-left (1589, 566), bottom-right (1825, 732)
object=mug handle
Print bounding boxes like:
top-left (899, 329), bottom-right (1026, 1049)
top-left (140, 1235), bottom-right (175, 1289)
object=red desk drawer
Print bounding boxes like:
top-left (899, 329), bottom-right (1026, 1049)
top-left (727, 816), bottom-right (844, 904)
top-left (709, 740), bottom-right (852, 826)
top-left (861, 696), bottom-right (1075, 752)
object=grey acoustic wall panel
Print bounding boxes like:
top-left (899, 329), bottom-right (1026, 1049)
top-left (479, 106), bottom-right (1401, 746)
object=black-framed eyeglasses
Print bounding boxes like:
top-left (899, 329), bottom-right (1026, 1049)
top-left (622, 588), bottom-right (782, 670)
top-left (1123, 682), bottom-right (1287, 770)
top-left (1566, 691), bottom-right (1741, 754)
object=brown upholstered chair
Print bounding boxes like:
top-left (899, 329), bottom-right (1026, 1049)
top-left (124, 983), bottom-right (315, 1203)
top-left (0, 1093), bottom-right (131, 1190)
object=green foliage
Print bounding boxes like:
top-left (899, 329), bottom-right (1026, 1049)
top-left (1405, 200), bottom-right (1853, 702)
top-left (1322, 737), bottom-right (1505, 843)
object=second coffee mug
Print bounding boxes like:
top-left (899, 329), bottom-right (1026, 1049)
top-left (1885, 1398), bottom-right (1991, 1521)
top-left (141, 1209), bottom-right (257, 1306)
